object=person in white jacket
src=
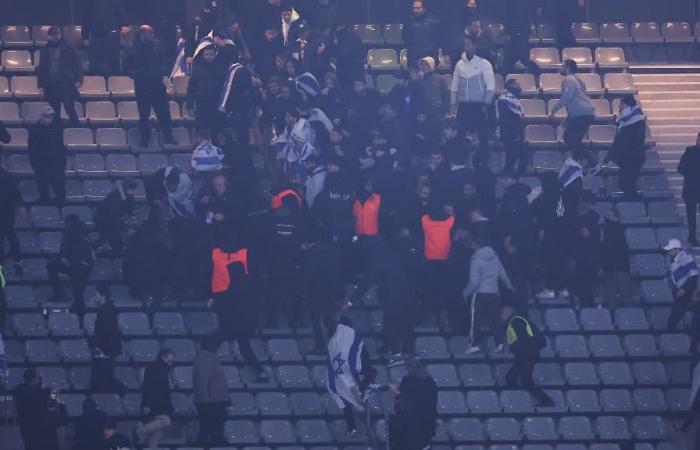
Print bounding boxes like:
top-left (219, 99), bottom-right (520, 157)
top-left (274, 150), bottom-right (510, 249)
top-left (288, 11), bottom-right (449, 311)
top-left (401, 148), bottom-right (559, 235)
top-left (450, 36), bottom-right (495, 164)
top-left (463, 235), bottom-right (515, 354)
top-left (303, 155), bottom-right (327, 208)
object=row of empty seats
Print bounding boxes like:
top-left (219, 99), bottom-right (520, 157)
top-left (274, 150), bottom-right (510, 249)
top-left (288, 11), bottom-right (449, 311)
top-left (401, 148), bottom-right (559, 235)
top-left (0, 25), bottom-right (81, 48)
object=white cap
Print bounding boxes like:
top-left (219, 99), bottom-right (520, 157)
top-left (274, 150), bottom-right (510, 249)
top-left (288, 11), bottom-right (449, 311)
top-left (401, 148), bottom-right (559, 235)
top-left (663, 238), bottom-right (683, 251)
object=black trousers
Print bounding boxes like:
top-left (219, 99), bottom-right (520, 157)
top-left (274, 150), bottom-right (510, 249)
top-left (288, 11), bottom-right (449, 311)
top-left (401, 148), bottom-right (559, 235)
top-left (135, 82), bottom-right (173, 143)
top-left (45, 82), bottom-right (78, 126)
top-left (267, 262), bottom-right (302, 326)
top-left (196, 402), bottom-right (227, 446)
top-left (504, 34), bottom-right (540, 74)
top-left (572, 267), bottom-right (596, 307)
top-left (618, 161), bottom-right (643, 197)
top-left (506, 355), bottom-right (552, 404)
top-left (0, 221), bottom-right (20, 264)
top-left (309, 296), bottom-right (336, 349)
top-left (88, 31), bottom-right (121, 76)
top-left (503, 136), bottom-right (529, 174)
top-left (685, 197), bottom-right (699, 240)
top-left (564, 115), bottom-right (594, 153)
top-left (667, 289), bottom-right (695, 330)
top-left (93, 224), bottom-right (124, 255)
top-left (47, 258), bottom-right (89, 309)
top-left (36, 168), bottom-right (65, 206)
top-left (90, 356), bottom-right (125, 394)
top-left (457, 102), bottom-right (489, 163)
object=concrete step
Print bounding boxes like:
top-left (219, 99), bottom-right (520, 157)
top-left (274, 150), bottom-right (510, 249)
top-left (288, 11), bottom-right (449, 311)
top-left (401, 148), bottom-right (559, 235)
top-left (632, 82), bottom-right (700, 92)
top-left (643, 108), bottom-right (700, 118)
top-left (639, 99), bottom-right (700, 108)
top-left (638, 91), bottom-right (700, 100)
top-left (648, 125), bottom-right (700, 134)
top-left (647, 117), bottom-right (700, 126)
top-left (632, 73), bottom-right (700, 82)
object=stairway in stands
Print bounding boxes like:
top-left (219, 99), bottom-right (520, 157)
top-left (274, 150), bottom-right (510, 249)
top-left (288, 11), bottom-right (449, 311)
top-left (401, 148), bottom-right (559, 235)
top-left (633, 71), bottom-right (700, 217)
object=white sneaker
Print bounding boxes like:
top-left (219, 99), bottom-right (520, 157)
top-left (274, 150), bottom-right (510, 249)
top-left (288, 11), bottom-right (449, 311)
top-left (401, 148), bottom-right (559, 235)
top-left (495, 344), bottom-right (504, 353)
top-left (536, 289), bottom-right (556, 299)
top-left (558, 289), bottom-right (570, 298)
top-left (465, 345), bottom-right (482, 354)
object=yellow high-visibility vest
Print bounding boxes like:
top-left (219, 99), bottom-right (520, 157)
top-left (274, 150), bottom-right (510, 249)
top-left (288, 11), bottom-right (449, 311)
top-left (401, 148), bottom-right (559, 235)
top-left (506, 315), bottom-right (534, 345)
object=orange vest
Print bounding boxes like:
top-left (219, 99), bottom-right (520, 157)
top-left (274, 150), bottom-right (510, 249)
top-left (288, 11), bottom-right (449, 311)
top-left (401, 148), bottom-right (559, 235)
top-left (211, 248), bottom-right (249, 294)
top-left (353, 193), bottom-right (381, 236)
top-left (422, 215), bottom-right (455, 260)
top-left (271, 189), bottom-right (302, 209)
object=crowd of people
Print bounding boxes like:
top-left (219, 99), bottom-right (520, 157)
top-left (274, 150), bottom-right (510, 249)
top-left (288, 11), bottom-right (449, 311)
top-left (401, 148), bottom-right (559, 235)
top-left (2, 0), bottom-right (700, 449)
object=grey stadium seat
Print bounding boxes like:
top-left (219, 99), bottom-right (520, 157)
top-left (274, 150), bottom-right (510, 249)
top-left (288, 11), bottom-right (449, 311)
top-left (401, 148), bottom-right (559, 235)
top-left (48, 312), bottom-right (82, 336)
top-left (633, 361), bottom-right (668, 385)
top-left (632, 254), bottom-right (666, 278)
top-left (13, 313), bottom-right (48, 336)
top-left (486, 418), bottom-right (521, 441)
top-left (438, 391), bottom-right (467, 415)
top-left (624, 334), bottom-right (659, 358)
top-left (106, 154), bottom-right (139, 176)
top-left (596, 416), bottom-right (630, 441)
top-left (466, 390), bottom-right (501, 415)
top-left (416, 336), bottom-right (450, 360)
top-left (21, 101), bottom-right (49, 123)
top-left (137, 154), bottom-right (168, 175)
top-left (580, 308), bottom-right (613, 331)
top-left (118, 312), bottom-right (151, 336)
top-left (11, 75), bottom-right (41, 98)
top-left (59, 339), bottom-right (92, 362)
top-left (562, 47), bottom-right (594, 70)
top-left (625, 228), bottom-right (658, 251)
top-left (460, 363), bottom-right (494, 387)
top-left (500, 390), bottom-right (534, 414)
top-left (38, 367), bottom-right (69, 390)
top-left (533, 363), bottom-right (565, 386)
top-left (658, 334), bottom-right (690, 356)
top-left (599, 362), bottom-right (634, 386)
top-left (290, 392), bottom-right (324, 416)
top-left (523, 417), bottom-right (558, 441)
top-left (632, 22), bottom-right (662, 43)
top-left (96, 128), bottom-right (130, 151)
top-left (573, 22), bottom-right (601, 44)
top-left (633, 388), bottom-right (667, 412)
top-left (558, 416), bottom-right (595, 441)
top-left (228, 392), bottom-right (258, 416)
top-left (26, 339), bottom-right (59, 363)
top-left (589, 335), bottom-right (625, 358)
top-left (257, 392), bottom-right (291, 416)
top-left (367, 49), bottom-right (399, 72)
top-left (2, 25), bottom-right (33, 47)
top-left (524, 125), bottom-right (557, 147)
top-left (631, 416), bottom-right (667, 440)
top-left (663, 21), bottom-right (694, 43)
top-left (153, 312), bottom-right (187, 336)
top-left (566, 389), bottom-right (601, 413)
top-left (164, 338), bottom-right (196, 362)
top-left (545, 308), bottom-right (579, 332)
top-left (74, 154), bottom-right (107, 177)
top-left (564, 362), bottom-right (600, 386)
top-left (0, 102), bottom-right (22, 125)
top-left (427, 364), bottom-right (460, 388)
top-left (296, 419), bottom-right (332, 444)
top-left (83, 180), bottom-right (114, 201)
top-left (600, 389), bottom-right (634, 413)
top-left (259, 420), bottom-right (296, 444)
top-left (185, 311), bottom-right (219, 336)
top-left (86, 101), bottom-right (119, 125)
top-left (600, 22), bottom-right (632, 44)
top-left (64, 128), bottom-right (97, 151)
top-left (555, 335), bottom-right (590, 358)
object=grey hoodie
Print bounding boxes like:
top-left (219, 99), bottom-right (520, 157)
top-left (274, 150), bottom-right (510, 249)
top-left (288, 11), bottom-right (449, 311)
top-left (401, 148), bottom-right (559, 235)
top-left (550, 75), bottom-right (595, 118)
top-left (462, 246), bottom-right (514, 299)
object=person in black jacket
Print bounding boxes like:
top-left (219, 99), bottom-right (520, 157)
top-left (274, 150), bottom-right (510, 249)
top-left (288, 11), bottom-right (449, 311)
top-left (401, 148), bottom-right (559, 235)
top-left (402, 1), bottom-right (441, 67)
top-left (0, 119), bottom-right (10, 143)
top-left (603, 95), bottom-right (646, 199)
top-left (90, 286), bottom-right (125, 394)
top-left (81, 0), bottom-right (127, 76)
top-left (0, 167), bottom-right (23, 276)
top-left (571, 193), bottom-right (602, 307)
top-left (123, 220), bottom-right (171, 305)
top-left (499, 78), bottom-right (528, 174)
top-left (123, 25), bottom-right (176, 147)
top-left (135, 348), bottom-right (175, 449)
top-left (503, 0), bottom-right (541, 74)
top-left (37, 27), bottom-right (82, 126)
top-left (47, 214), bottom-right (93, 312)
top-left (497, 172), bottom-right (535, 251)
top-left (102, 418), bottom-right (132, 450)
top-left (678, 132), bottom-right (700, 247)
top-left (332, 20), bottom-right (364, 93)
top-left (15, 369), bottom-right (70, 450)
top-left (74, 397), bottom-right (108, 450)
top-left (186, 45), bottom-right (226, 135)
top-left (28, 106), bottom-right (66, 206)
top-left (600, 208), bottom-right (633, 309)
top-left (93, 180), bottom-right (137, 256)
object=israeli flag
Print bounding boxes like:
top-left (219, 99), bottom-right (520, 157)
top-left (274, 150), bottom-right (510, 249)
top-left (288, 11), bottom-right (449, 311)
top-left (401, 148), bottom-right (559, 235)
top-left (558, 157), bottom-right (583, 188)
top-left (192, 31), bottom-right (215, 61)
top-left (170, 38), bottom-right (190, 79)
top-left (219, 63), bottom-right (243, 112)
top-left (499, 91), bottom-right (523, 117)
top-left (617, 105), bottom-right (645, 131)
top-left (295, 72), bottom-right (321, 97)
top-left (327, 324), bottom-right (364, 409)
top-left (670, 251), bottom-right (699, 288)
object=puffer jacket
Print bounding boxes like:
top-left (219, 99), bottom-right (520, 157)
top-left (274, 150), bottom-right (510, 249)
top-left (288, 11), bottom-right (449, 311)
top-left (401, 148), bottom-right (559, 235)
top-left (450, 54), bottom-right (495, 105)
top-left (462, 246), bottom-right (514, 299)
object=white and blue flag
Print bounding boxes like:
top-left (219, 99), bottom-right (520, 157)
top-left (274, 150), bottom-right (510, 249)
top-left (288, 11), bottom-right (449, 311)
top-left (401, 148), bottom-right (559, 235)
top-left (295, 72), bottom-right (322, 97)
top-left (498, 91), bottom-right (523, 117)
top-left (558, 156), bottom-right (583, 188)
top-left (327, 324), bottom-right (364, 409)
top-left (617, 104), bottom-right (645, 131)
top-left (670, 250), bottom-right (699, 288)
top-left (219, 62), bottom-right (243, 112)
top-left (170, 38), bottom-right (190, 79)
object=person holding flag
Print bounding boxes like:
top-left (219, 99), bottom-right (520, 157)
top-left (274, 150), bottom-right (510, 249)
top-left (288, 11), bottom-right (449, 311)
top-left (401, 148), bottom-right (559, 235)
top-left (558, 151), bottom-right (590, 225)
top-left (664, 238), bottom-right (699, 330)
top-left (327, 317), bottom-right (377, 435)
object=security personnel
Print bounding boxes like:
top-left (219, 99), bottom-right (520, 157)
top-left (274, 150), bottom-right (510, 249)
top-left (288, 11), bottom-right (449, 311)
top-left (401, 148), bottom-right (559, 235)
top-left (420, 204), bottom-right (455, 316)
top-left (353, 179), bottom-right (381, 237)
top-left (210, 245), bottom-right (249, 296)
top-left (270, 186), bottom-right (302, 210)
top-left (502, 304), bottom-right (553, 406)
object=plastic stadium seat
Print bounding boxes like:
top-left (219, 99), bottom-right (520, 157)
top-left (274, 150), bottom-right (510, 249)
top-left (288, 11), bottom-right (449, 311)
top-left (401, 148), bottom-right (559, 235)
top-left (588, 125), bottom-right (616, 146)
top-left (666, 388), bottom-right (690, 412)
top-left (640, 175), bottom-right (672, 197)
top-left (61, 25), bottom-right (83, 46)
top-left (38, 366), bottom-right (69, 390)
top-left (64, 128), bottom-right (97, 151)
top-left (367, 49), bottom-right (399, 71)
top-left (498, 391), bottom-right (534, 414)
top-left (590, 99), bottom-right (613, 121)
top-left (575, 73), bottom-right (604, 97)
top-left (624, 334), bottom-right (660, 358)
top-left (118, 312), bottom-right (151, 336)
top-left (152, 312), bottom-right (186, 336)
top-left (169, 153), bottom-right (192, 172)
top-left (517, 99), bottom-right (546, 122)
top-left (532, 151), bottom-right (562, 171)
top-left (185, 312), bottom-right (219, 336)
top-left (633, 361), bottom-right (668, 385)
top-left (632, 22), bottom-right (662, 43)
top-left (437, 391), bottom-right (467, 414)
top-left (658, 334), bottom-right (690, 356)
top-left (545, 308), bottom-right (579, 332)
top-left (86, 101), bottom-right (118, 125)
top-left (536, 23), bottom-right (556, 45)
top-left (558, 416), bottom-right (595, 441)
top-left (128, 339), bottom-right (159, 362)
top-left (632, 254), bottom-right (666, 278)
top-left (267, 339), bottom-right (302, 362)
top-left (599, 362), bottom-right (634, 386)
top-left (565, 362), bottom-right (599, 386)
top-left (59, 338), bottom-right (92, 362)
top-left (297, 419), bottom-right (332, 444)
top-left (260, 420), bottom-right (296, 444)
top-left (467, 390), bottom-right (501, 415)
top-left (555, 335), bottom-right (590, 359)
top-left (2, 25), bottom-right (33, 47)
top-left (449, 418), bottom-right (484, 442)
top-left (4, 286), bottom-right (37, 308)
top-left (30, 205), bottom-right (62, 228)
top-left (7, 154), bottom-right (32, 176)
top-left (595, 416), bottom-right (630, 441)
top-left (604, 73), bottom-right (637, 95)
top-left (530, 47), bottom-right (561, 71)
top-left (666, 361), bottom-right (691, 387)
top-left (648, 307), bottom-right (671, 332)
top-left (486, 418), bottom-right (520, 441)
top-left (0, 76), bottom-right (9, 97)
top-left (539, 73), bottom-right (563, 95)
top-left (95, 128), bottom-right (129, 152)
top-left (617, 201), bottom-right (649, 224)
top-left (427, 364), bottom-right (460, 388)
top-left (26, 339), bottom-right (59, 363)
top-left (354, 24), bottom-right (383, 45)
top-left (533, 363), bottom-right (565, 386)
top-left (114, 366), bottom-right (140, 390)
top-left (562, 47), bottom-right (594, 71)
top-left (416, 336), bottom-right (450, 360)
top-left (117, 101), bottom-right (140, 124)
top-left (79, 76), bottom-right (108, 98)
top-left (662, 22), bottom-right (694, 43)
top-left (524, 125), bottom-right (557, 146)
top-left (13, 313), bottom-right (48, 336)
top-left (633, 388), bottom-right (667, 412)
top-left (106, 154), bottom-right (139, 176)
top-left (11, 76), bottom-right (41, 98)
top-left (459, 363), bottom-right (494, 387)
top-left (374, 74), bottom-right (398, 96)
top-left (257, 392), bottom-right (291, 416)
top-left (615, 308), bottom-right (650, 331)
top-left (163, 127), bottom-right (192, 151)
top-left (48, 312), bottom-right (82, 336)
top-left (0, 102), bottom-right (21, 125)
top-left (2, 50), bottom-right (34, 71)
top-left (505, 74), bottom-right (538, 96)
top-left (127, 127), bottom-right (160, 151)
top-left (599, 389), bottom-right (634, 413)
top-left (74, 154), bottom-right (107, 177)
top-left (92, 393), bottom-right (124, 417)
top-left (30, 25), bottom-right (50, 45)
top-left (383, 23), bottom-right (403, 45)
top-left (589, 335), bottom-right (625, 358)
top-left (625, 228), bottom-right (658, 251)
top-left (566, 389), bottom-right (601, 413)
top-left (523, 417), bottom-right (558, 441)
top-left (21, 101), bottom-right (49, 123)
top-left (83, 180), bottom-right (113, 202)
top-left (573, 22), bottom-right (601, 44)
top-left (595, 47), bottom-right (628, 70)
top-left (631, 416), bottom-right (667, 440)
top-left (290, 392), bottom-right (324, 416)
top-left (600, 22), bottom-right (632, 44)
top-left (5, 341), bottom-right (24, 363)
top-left (171, 75), bottom-right (189, 97)
top-left (62, 205), bottom-right (93, 225)
top-left (648, 202), bottom-right (681, 225)
top-left (580, 308), bottom-right (613, 332)
top-left (228, 392), bottom-right (258, 416)
top-left (136, 153), bottom-right (166, 174)
top-left (108, 76), bottom-right (135, 98)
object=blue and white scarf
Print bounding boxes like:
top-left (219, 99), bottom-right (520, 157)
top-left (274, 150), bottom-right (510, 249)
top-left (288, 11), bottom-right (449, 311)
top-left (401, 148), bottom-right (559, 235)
top-left (327, 324), bottom-right (364, 409)
top-left (218, 62), bottom-right (243, 112)
top-left (669, 250), bottom-right (699, 288)
top-left (617, 105), bottom-right (645, 131)
top-left (295, 72), bottom-right (321, 97)
top-left (191, 140), bottom-right (224, 172)
top-left (499, 91), bottom-right (523, 118)
top-left (170, 38), bottom-right (190, 79)
top-left (558, 156), bottom-right (583, 188)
